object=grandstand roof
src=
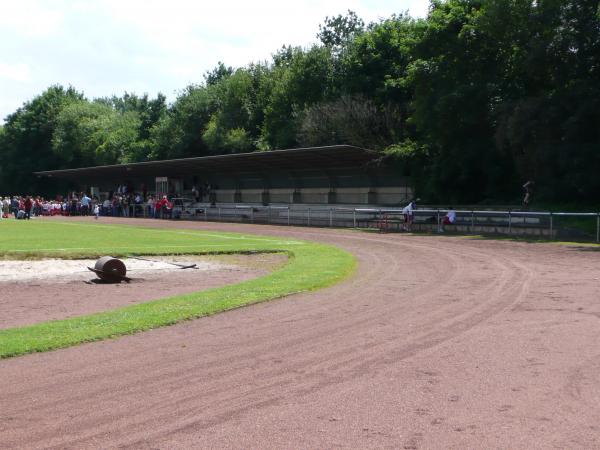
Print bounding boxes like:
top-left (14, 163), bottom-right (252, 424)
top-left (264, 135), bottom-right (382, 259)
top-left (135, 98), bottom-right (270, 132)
top-left (34, 145), bottom-right (381, 182)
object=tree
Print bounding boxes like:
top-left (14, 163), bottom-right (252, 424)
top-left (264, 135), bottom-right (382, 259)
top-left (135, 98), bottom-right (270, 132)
top-left (297, 94), bottom-right (403, 150)
top-left (261, 45), bottom-right (335, 149)
top-left (0, 85), bottom-right (83, 194)
top-left (318, 10), bottom-right (365, 55)
top-left (406, 0), bottom-right (519, 202)
top-left (492, 0), bottom-right (600, 200)
top-left (104, 92), bottom-right (167, 161)
top-left (342, 15), bottom-right (424, 105)
top-left (149, 85), bottom-right (217, 160)
top-left (52, 100), bottom-right (142, 166)
top-left (2, 2), bottom-right (599, 203)
top-left (204, 61), bottom-right (234, 86)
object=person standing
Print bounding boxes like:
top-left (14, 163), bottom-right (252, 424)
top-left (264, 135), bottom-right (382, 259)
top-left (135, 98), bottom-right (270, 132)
top-left (102, 198), bottom-right (111, 216)
top-left (522, 181), bottom-right (534, 209)
top-left (80, 193), bottom-right (91, 216)
top-left (122, 195), bottom-right (129, 217)
top-left (23, 196), bottom-right (33, 220)
top-left (2, 197), bottom-right (9, 218)
top-left (146, 196), bottom-right (155, 218)
top-left (70, 194), bottom-right (79, 216)
top-left (402, 199), bottom-right (416, 231)
top-left (11, 196), bottom-right (19, 218)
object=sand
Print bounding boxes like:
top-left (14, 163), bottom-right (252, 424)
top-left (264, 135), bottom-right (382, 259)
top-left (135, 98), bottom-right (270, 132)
top-left (0, 256), bottom-right (227, 283)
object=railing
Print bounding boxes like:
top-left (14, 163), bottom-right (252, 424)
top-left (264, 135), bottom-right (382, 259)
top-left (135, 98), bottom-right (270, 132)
top-left (126, 204), bottom-right (600, 243)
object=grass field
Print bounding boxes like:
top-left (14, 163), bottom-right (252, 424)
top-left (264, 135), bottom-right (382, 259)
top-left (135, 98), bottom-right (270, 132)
top-left (0, 221), bottom-right (356, 359)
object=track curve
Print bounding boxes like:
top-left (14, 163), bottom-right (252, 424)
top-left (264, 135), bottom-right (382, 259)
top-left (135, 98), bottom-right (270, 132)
top-left (1, 218), bottom-right (599, 449)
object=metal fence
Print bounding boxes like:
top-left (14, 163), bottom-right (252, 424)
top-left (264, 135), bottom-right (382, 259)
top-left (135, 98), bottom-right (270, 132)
top-left (137, 203), bottom-right (600, 243)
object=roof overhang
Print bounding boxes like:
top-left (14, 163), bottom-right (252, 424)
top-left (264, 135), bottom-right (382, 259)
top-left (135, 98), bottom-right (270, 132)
top-left (34, 145), bottom-right (381, 182)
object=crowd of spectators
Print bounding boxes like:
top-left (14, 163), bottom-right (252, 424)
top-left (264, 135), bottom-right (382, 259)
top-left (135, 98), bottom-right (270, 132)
top-left (1, 191), bottom-right (175, 221)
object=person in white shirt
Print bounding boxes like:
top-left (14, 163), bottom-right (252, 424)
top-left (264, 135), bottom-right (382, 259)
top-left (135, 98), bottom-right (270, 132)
top-left (146, 196), bottom-right (155, 218)
top-left (402, 199), bottom-right (416, 231)
top-left (439, 206), bottom-right (456, 232)
top-left (102, 198), bottom-right (110, 216)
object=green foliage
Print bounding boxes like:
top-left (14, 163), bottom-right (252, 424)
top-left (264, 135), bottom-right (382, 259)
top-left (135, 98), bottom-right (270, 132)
top-left (2, 2), bottom-right (600, 203)
top-left (201, 69), bottom-right (256, 153)
top-left (204, 61), bottom-right (234, 86)
top-left (52, 101), bottom-right (142, 166)
top-left (341, 14), bottom-right (424, 104)
top-left (261, 45), bottom-right (335, 149)
top-left (149, 85), bottom-right (216, 159)
top-left (224, 128), bottom-right (253, 152)
top-left (384, 139), bottom-right (431, 194)
top-left (297, 94), bottom-right (403, 149)
top-left (0, 85), bottom-right (84, 194)
top-left (385, 139), bottom-right (428, 161)
top-left (318, 9), bottom-right (365, 55)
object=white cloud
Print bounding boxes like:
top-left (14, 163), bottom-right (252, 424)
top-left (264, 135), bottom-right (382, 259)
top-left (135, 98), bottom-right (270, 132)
top-left (0, 62), bottom-right (32, 83)
top-left (0, 0), bottom-right (431, 122)
top-left (0, 0), bottom-right (64, 38)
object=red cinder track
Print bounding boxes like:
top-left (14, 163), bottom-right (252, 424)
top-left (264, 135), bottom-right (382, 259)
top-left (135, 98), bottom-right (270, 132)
top-left (1, 217), bottom-right (599, 449)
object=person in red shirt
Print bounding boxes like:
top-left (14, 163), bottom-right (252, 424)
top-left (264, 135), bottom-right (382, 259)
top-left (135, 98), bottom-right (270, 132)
top-left (155, 195), bottom-right (173, 219)
top-left (24, 196), bottom-right (33, 220)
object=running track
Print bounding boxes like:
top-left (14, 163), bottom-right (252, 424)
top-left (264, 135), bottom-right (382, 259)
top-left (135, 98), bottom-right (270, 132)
top-left (1, 218), bottom-right (600, 449)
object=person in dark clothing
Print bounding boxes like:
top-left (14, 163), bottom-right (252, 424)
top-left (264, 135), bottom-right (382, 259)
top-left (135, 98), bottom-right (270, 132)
top-left (522, 181), bottom-right (534, 209)
top-left (24, 196), bottom-right (33, 220)
top-left (11, 197), bottom-right (19, 218)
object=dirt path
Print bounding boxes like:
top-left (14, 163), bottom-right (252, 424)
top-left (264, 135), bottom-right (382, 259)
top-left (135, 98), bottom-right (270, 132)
top-left (1, 217), bottom-right (599, 449)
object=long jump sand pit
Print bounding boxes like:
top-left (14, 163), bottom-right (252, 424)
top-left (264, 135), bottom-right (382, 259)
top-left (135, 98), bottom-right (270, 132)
top-left (1, 217), bottom-right (600, 449)
top-left (0, 253), bottom-right (287, 329)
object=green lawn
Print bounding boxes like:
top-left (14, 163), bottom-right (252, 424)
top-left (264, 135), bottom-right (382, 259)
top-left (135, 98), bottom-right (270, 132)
top-left (0, 220), bottom-right (355, 359)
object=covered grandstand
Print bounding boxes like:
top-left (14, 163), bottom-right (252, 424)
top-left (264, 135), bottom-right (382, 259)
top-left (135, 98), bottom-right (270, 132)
top-left (35, 145), bottom-right (412, 206)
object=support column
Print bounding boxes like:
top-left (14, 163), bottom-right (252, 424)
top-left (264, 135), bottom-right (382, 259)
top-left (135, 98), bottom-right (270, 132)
top-left (327, 190), bottom-right (337, 204)
top-left (367, 189), bottom-right (377, 204)
top-left (261, 190), bottom-right (270, 206)
top-left (292, 189), bottom-right (301, 203)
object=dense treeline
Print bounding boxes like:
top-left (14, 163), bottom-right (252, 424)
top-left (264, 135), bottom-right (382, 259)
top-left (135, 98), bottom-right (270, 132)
top-left (1, 0), bottom-right (599, 203)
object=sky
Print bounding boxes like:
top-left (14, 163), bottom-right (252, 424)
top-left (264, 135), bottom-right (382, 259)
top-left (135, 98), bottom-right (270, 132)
top-left (0, 0), bottom-right (430, 123)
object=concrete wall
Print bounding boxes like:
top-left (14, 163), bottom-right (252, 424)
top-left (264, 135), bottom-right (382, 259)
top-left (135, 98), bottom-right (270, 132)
top-left (206, 186), bottom-right (413, 206)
